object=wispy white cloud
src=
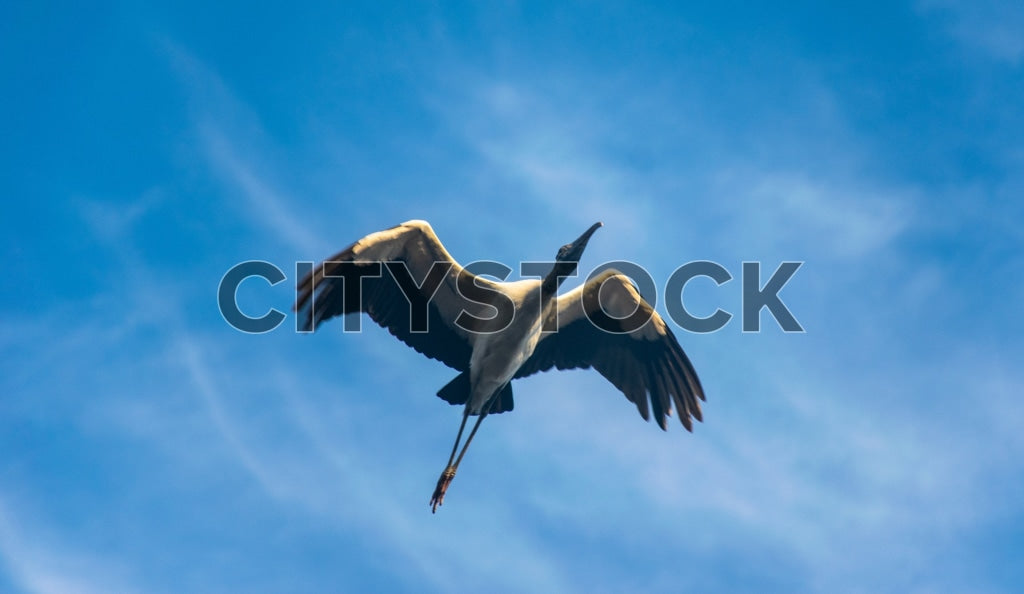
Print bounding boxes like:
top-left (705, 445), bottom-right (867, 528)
top-left (919, 0), bottom-right (1024, 63)
top-left (161, 41), bottom-right (331, 257)
top-left (161, 327), bottom-right (576, 593)
top-left (432, 78), bottom-right (655, 243)
top-left (198, 124), bottom-right (329, 256)
top-left (77, 190), bottom-right (165, 245)
top-left (709, 168), bottom-right (915, 259)
top-left (502, 340), bottom-right (1024, 591)
top-left (0, 497), bottom-right (139, 594)
top-left (175, 335), bottom-right (294, 500)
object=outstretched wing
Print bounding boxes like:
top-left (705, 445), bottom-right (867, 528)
top-left (515, 270), bottom-right (705, 430)
top-left (295, 220), bottom-right (494, 371)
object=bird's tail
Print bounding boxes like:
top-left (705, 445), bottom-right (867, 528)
top-left (436, 372), bottom-right (514, 414)
top-left (436, 372), bottom-right (471, 406)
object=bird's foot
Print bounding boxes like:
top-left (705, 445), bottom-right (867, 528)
top-left (430, 466), bottom-right (457, 513)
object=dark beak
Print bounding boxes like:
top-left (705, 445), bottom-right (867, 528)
top-left (573, 222), bottom-right (603, 248)
top-left (564, 221), bottom-right (602, 261)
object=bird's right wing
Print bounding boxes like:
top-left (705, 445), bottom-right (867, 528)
top-left (294, 220), bottom-right (498, 371)
top-left (514, 270), bottom-right (705, 430)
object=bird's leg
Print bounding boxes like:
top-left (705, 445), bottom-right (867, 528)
top-left (445, 409), bottom-right (471, 468)
top-left (430, 466), bottom-right (457, 514)
top-left (430, 410), bottom-right (489, 513)
top-left (453, 410), bottom-right (487, 469)
top-left (430, 409), bottom-right (469, 513)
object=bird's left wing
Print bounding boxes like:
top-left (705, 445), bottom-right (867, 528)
top-left (294, 220), bottom-right (495, 371)
top-left (514, 270), bottom-right (705, 430)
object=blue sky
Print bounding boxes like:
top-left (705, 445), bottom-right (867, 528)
top-left (2, 1), bottom-right (1023, 592)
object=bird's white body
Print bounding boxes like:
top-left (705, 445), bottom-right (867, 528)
top-left (467, 279), bottom-right (546, 413)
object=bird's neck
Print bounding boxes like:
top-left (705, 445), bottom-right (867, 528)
top-left (541, 261), bottom-right (578, 300)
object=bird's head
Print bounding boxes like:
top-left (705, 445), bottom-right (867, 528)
top-left (555, 221), bottom-right (603, 265)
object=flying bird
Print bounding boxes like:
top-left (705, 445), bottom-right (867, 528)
top-left (294, 220), bottom-right (705, 512)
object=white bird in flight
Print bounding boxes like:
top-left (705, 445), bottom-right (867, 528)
top-left (294, 220), bottom-right (705, 512)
